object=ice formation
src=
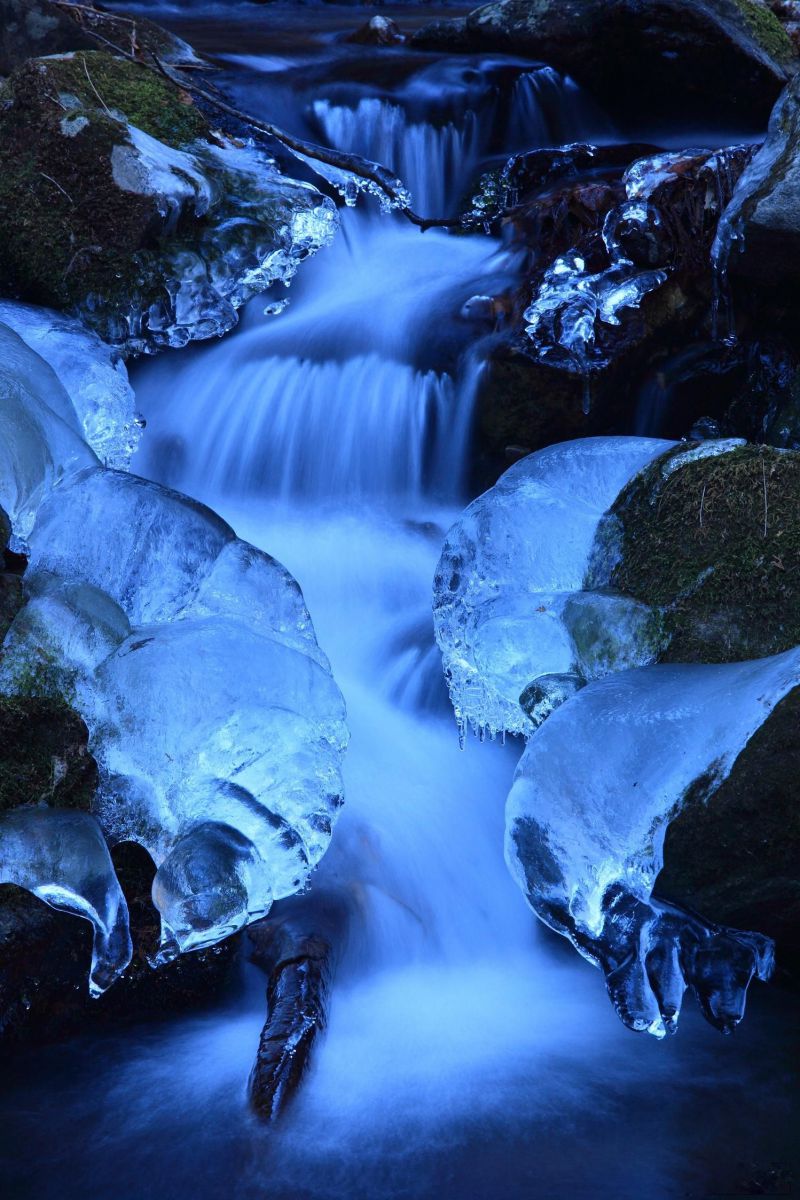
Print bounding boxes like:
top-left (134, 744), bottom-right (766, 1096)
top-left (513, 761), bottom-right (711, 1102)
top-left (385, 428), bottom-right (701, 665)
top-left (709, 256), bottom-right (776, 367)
top-left (524, 146), bottom-right (749, 392)
top-left (0, 301), bottom-right (139, 469)
top-left (0, 320), bottom-right (347, 984)
top-left (114, 136), bottom-right (338, 353)
top-left (433, 437), bottom-right (675, 737)
top-left (0, 808), bottom-right (132, 996)
top-left (505, 652), bottom-right (799, 1035)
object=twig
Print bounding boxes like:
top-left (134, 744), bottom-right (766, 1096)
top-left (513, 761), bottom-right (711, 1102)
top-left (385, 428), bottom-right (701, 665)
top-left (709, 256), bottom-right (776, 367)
top-left (39, 172), bottom-right (74, 204)
top-left (699, 482), bottom-right (706, 528)
top-left (81, 53), bottom-right (112, 117)
top-left (761, 457), bottom-right (768, 538)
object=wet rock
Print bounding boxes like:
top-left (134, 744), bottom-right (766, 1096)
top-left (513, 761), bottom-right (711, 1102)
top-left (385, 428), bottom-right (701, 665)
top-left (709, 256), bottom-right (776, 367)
top-left (716, 73), bottom-right (800, 288)
top-left (0, 842), bottom-right (241, 1045)
top-left (475, 145), bottom-right (753, 471)
top-left (0, 696), bottom-right (98, 813)
top-left (657, 686), bottom-right (800, 972)
top-left (415, 0), bottom-right (795, 125)
top-left (347, 16), bottom-right (405, 46)
top-left (604, 442), bottom-right (800, 969)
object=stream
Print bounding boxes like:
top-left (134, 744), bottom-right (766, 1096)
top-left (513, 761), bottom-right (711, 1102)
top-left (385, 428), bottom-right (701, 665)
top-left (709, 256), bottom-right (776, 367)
top-left (1, 7), bottom-right (798, 1199)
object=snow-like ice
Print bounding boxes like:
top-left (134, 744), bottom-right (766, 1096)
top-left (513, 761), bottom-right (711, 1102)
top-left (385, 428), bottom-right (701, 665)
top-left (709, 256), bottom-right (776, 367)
top-left (433, 437), bottom-right (675, 736)
top-left (505, 652), bottom-right (799, 1035)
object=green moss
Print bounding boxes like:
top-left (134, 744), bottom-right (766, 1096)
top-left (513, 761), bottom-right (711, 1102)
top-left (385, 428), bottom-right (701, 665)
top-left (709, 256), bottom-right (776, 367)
top-left (611, 444), bottom-right (800, 663)
top-left (40, 51), bottom-right (207, 148)
top-left (732, 0), bottom-right (796, 64)
top-left (0, 694), bottom-right (97, 813)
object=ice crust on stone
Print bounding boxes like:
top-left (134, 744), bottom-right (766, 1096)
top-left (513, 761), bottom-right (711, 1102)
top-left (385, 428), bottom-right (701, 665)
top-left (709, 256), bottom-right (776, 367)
top-left (0, 301), bottom-right (139, 468)
top-left (0, 323), bottom-right (97, 546)
top-left (505, 651), bottom-right (799, 1036)
top-left (80, 122), bottom-right (339, 353)
top-left (524, 146), bottom-right (749, 392)
top-left (0, 808), bottom-right (132, 996)
top-left (0, 319), bottom-right (347, 982)
top-left (433, 437), bottom-right (675, 737)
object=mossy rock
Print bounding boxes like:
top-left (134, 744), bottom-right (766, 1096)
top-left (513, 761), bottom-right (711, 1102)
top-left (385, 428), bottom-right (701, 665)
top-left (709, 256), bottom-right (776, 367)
top-left (0, 52), bottom-right (205, 315)
top-left (425, 0), bottom-right (795, 124)
top-left (28, 50), bottom-right (208, 148)
top-left (610, 444), bottom-right (800, 663)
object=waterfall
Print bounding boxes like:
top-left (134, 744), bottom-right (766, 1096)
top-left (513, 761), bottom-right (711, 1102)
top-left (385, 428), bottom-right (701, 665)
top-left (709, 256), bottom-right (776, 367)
top-left (312, 99), bottom-right (483, 216)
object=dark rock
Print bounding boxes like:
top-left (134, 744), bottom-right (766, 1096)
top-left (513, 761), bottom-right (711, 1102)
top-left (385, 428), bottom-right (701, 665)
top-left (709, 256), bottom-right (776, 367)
top-left (0, 841), bottom-right (241, 1045)
top-left (0, 695), bottom-right (98, 813)
top-left (475, 145), bottom-right (753, 472)
top-left (658, 687), bottom-right (800, 971)
top-left (347, 16), bottom-right (405, 46)
top-left (415, 0), bottom-right (795, 125)
top-left (0, 0), bottom-right (94, 74)
top-left (717, 72), bottom-right (800, 288)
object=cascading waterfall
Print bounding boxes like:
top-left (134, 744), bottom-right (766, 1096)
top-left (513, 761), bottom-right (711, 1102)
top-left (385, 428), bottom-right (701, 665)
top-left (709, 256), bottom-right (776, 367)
top-left (312, 98), bottom-right (483, 215)
top-left (4, 18), bottom-right (795, 1200)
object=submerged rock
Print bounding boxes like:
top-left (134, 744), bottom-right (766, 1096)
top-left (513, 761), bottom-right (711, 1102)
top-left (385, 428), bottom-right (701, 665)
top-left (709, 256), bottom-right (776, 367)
top-left (415, 0), bottom-right (795, 124)
top-left (0, 51), bottom-right (336, 353)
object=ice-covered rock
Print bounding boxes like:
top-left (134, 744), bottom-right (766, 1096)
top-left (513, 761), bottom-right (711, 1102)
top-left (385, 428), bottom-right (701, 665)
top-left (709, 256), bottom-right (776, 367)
top-left (0, 302), bottom-right (139, 468)
top-left (433, 436), bottom-right (674, 737)
top-left (0, 305), bottom-right (347, 982)
top-left (0, 324), bottom-right (96, 546)
top-left (505, 650), bottom-right (800, 1035)
top-left (0, 808), bottom-right (132, 996)
top-left (0, 52), bottom-right (337, 353)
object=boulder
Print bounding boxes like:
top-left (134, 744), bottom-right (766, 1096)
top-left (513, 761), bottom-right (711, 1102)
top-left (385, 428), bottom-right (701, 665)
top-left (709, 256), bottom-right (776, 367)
top-left (715, 72), bottom-right (800, 287)
top-left (414, 0), bottom-right (795, 125)
top-left (0, 51), bottom-right (335, 352)
top-left (347, 16), bottom-right (405, 46)
top-left (0, 0), bottom-right (94, 74)
top-left (474, 145), bottom-right (752, 474)
top-left (608, 443), bottom-right (800, 663)
top-left (606, 442), bottom-right (800, 966)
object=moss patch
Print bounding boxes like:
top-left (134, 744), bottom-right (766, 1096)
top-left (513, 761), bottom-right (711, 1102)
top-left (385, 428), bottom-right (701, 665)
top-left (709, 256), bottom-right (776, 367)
top-left (611, 444), bottom-right (800, 663)
top-left (732, 0), bottom-right (796, 64)
top-left (39, 51), bottom-right (207, 148)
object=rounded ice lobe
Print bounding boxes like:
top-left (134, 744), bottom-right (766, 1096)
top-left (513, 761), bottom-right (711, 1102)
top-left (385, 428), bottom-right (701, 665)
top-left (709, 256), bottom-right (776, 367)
top-left (433, 436), bottom-right (675, 737)
top-left (0, 315), bottom-right (348, 991)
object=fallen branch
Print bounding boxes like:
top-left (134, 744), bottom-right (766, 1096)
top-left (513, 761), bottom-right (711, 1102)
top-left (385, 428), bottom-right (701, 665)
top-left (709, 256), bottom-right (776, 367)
top-left (247, 891), bottom-right (351, 1120)
top-left (52, 0), bottom-right (462, 230)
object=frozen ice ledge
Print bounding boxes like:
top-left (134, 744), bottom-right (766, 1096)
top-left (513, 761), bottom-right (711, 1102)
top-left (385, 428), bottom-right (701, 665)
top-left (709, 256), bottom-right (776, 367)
top-left (434, 436), bottom-right (794, 1035)
top-left (0, 310), bottom-right (348, 994)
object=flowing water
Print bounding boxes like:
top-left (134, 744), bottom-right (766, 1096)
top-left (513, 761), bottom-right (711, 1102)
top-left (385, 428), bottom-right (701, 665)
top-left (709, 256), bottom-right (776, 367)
top-left (1, 8), bottom-right (798, 1199)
